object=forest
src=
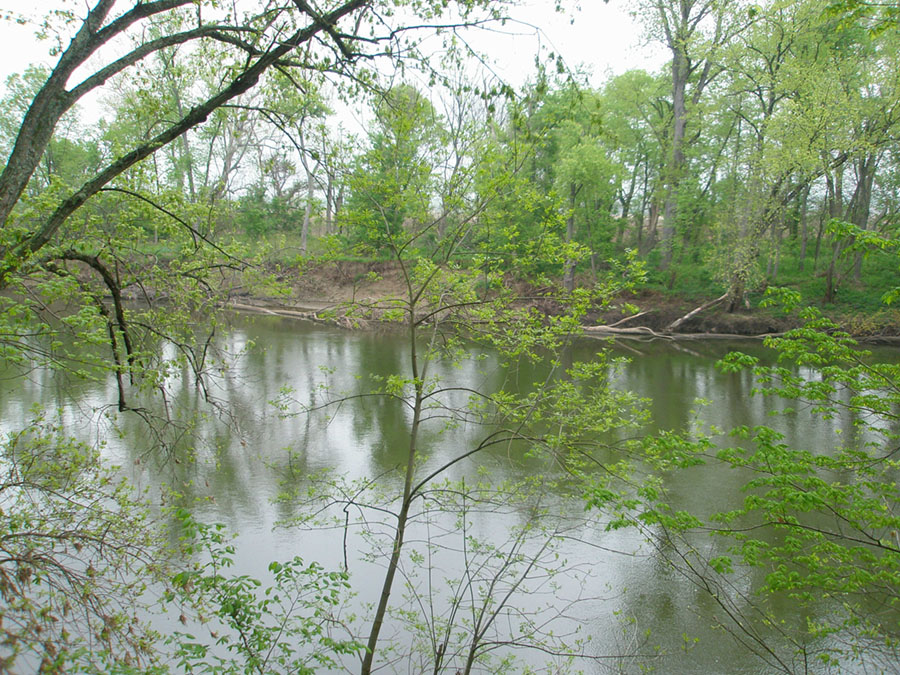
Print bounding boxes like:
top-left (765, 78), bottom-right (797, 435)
top-left (1, 0), bottom-right (899, 673)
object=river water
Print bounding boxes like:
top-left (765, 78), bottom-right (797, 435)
top-left (1, 313), bottom-right (891, 673)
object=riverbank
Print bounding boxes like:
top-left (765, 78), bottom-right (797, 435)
top-left (231, 260), bottom-right (900, 342)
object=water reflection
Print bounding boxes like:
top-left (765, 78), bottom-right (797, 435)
top-left (0, 316), bottom-right (894, 673)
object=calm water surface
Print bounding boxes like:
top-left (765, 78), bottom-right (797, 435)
top-left (1, 314), bottom-right (891, 673)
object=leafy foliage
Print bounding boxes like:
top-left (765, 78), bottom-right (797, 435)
top-left (0, 417), bottom-right (169, 674)
top-left (616, 298), bottom-right (900, 670)
top-left (165, 512), bottom-right (361, 675)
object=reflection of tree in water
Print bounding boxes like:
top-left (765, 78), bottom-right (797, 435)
top-left (11, 314), bottom-right (890, 670)
top-left (350, 332), bottom-right (411, 467)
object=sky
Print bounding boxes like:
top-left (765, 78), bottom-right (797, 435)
top-left (0, 0), bottom-right (667, 86)
top-left (0, 0), bottom-right (668, 140)
top-left (473, 0), bottom-right (667, 84)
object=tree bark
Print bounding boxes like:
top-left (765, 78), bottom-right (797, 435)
top-left (798, 184), bottom-right (810, 272)
top-left (0, 0), bottom-right (371, 283)
top-left (660, 44), bottom-right (688, 269)
top-left (300, 169), bottom-right (314, 255)
top-left (563, 182), bottom-right (578, 292)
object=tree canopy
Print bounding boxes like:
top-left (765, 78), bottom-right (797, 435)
top-left (4, 0), bottom-right (900, 672)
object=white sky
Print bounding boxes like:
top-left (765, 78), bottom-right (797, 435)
top-left (476, 0), bottom-right (667, 83)
top-left (0, 0), bottom-right (667, 93)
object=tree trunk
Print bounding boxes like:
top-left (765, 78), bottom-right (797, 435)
top-left (360, 315), bottom-right (424, 675)
top-left (635, 160), bottom-right (651, 249)
top-left (334, 185), bottom-right (344, 236)
top-left (661, 46), bottom-right (688, 269)
top-left (824, 241), bottom-right (840, 304)
top-left (772, 223), bottom-right (782, 279)
top-left (563, 182), bottom-right (578, 292)
top-left (850, 154), bottom-right (876, 283)
top-left (642, 197), bottom-right (661, 255)
top-left (798, 184), bottom-right (810, 272)
top-left (325, 174), bottom-right (334, 234)
top-left (300, 170), bottom-right (314, 255)
top-left (160, 49), bottom-right (198, 202)
top-left (615, 162), bottom-right (638, 247)
top-left (821, 162), bottom-right (845, 303)
top-left (767, 221), bottom-right (782, 279)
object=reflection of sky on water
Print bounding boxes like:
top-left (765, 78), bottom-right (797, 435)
top-left (0, 318), bottom-right (895, 673)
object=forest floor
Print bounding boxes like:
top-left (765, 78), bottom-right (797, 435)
top-left (232, 259), bottom-right (900, 342)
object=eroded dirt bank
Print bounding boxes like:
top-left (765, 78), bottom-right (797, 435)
top-left (230, 260), bottom-right (900, 343)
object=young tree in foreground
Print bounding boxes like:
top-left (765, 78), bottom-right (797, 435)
top-left (0, 0), bottom-right (517, 669)
top-left (273, 83), bottom-right (649, 672)
top-left (164, 512), bottom-right (362, 675)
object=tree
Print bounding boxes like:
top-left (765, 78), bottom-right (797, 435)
top-left (0, 418), bottom-right (169, 672)
top-left (639, 0), bottom-right (743, 268)
top-left (641, 0), bottom-right (900, 315)
top-left (552, 101), bottom-right (621, 289)
top-left (600, 287), bottom-right (900, 672)
top-left (0, 0), bottom-right (520, 669)
top-left (707, 0), bottom-right (830, 310)
top-left (266, 78), bottom-right (649, 669)
top-left (344, 84), bottom-right (445, 251)
top-left (598, 70), bottom-right (668, 252)
top-left (484, 80), bottom-right (627, 290)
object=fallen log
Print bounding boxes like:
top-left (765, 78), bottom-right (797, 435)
top-left (664, 292), bottom-right (729, 332)
top-left (583, 325), bottom-right (673, 339)
top-left (583, 325), bottom-right (789, 341)
top-left (227, 301), bottom-right (319, 320)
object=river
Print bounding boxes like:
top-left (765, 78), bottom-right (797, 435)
top-left (1, 313), bottom-right (892, 673)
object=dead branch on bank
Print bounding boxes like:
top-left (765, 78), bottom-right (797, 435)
top-left (664, 292), bottom-right (729, 332)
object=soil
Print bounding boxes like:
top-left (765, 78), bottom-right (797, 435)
top-left (234, 260), bottom-right (900, 342)
top-left (587, 289), bottom-right (798, 336)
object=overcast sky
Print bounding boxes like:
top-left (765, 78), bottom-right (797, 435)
top-left (0, 0), bottom-right (668, 130)
top-left (478, 0), bottom-right (667, 83)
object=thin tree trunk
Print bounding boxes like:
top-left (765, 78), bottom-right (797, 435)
top-left (824, 241), bottom-right (840, 303)
top-left (635, 160), bottom-right (651, 249)
top-left (813, 209), bottom-right (825, 270)
top-left (360, 314), bottom-right (424, 675)
top-left (643, 198), bottom-right (661, 255)
top-left (798, 184), bottom-right (810, 272)
top-left (335, 185), bottom-right (344, 236)
top-left (661, 46), bottom-right (688, 269)
top-left (615, 163), bottom-right (638, 246)
top-left (300, 170), bottom-right (314, 255)
top-left (767, 222), bottom-right (782, 279)
top-left (851, 154), bottom-right (876, 283)
top-left (773, 224), bottom-right (782, 279)
top-left (563, 182), bottom-right (577, 292)
top-left (325, 174), bottom-right (334, 234)
top-left (822, 164), bottom-right (843, 302)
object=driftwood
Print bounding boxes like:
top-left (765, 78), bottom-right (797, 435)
top-left (583, 325), bottom-right (674, 339)
top-left (227, 301), bottom-right (372, 330)
top-left (228, 300), bottom-right (899, 344)
top-left (606, 310), bottom-right (651, 327)
top-left (228, 301), bottom-right (320, 320)
top-left (584, 324), bottom-right (789, 341)
top-left (664, 292), bottom-right (729, 332)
